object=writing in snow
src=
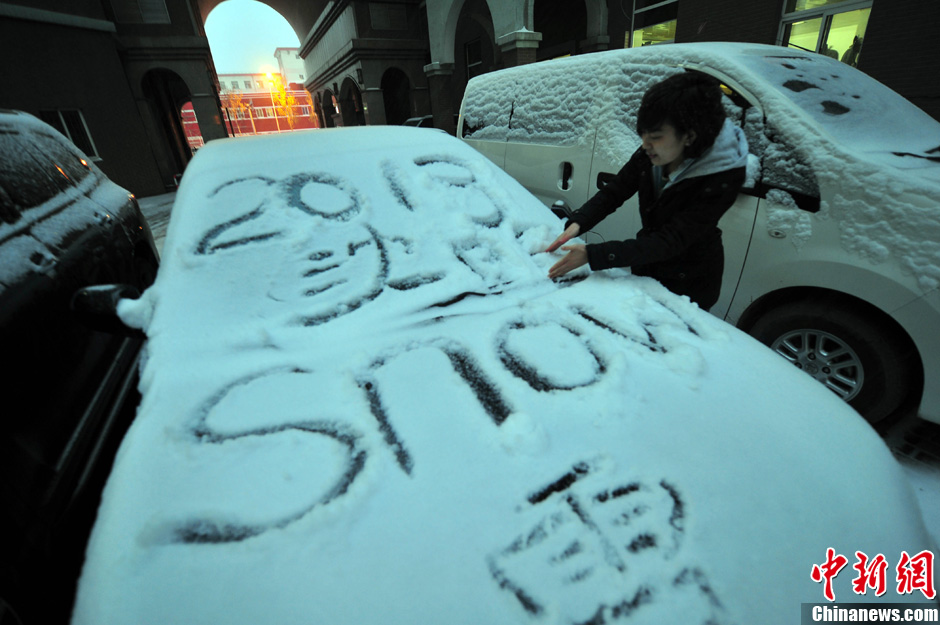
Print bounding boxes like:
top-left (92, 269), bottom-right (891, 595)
top-left (811, 549), bottom-right (935, 602)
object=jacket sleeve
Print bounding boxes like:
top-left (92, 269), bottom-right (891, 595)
top-left (566, 148), bottom-right (643, 233)
top-left (585, 166), bottom-right (745, 271)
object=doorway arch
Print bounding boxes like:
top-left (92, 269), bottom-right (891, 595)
top-left (141, 68), bottom-right (194, 180)
top-left (339, 78), bottom-right (365, 127)
top-left (381, 67), bottom-right (412, 125)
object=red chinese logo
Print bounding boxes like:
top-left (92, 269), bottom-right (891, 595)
top-left (811, 548), bottom-right (849, 601)
top-left (897, 550), bottom-right (936, 600)
top-left (811, 549), bottom-right (935, 601)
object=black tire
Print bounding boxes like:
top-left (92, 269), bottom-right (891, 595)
top-left (748, 301), bottom-right (914, 426)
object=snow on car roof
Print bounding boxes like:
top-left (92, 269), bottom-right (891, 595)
top-left (73, 127), bottom-right (935, 624)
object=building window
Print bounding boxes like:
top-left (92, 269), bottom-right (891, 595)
top-left (627, 0), bottom-right (678, 48)
top-left (244, 81), bottom-right (252, 89)
top-left (466, 39), bottom-right (483, 81)
top-left (110, 0), bottom-right (170, 24)
top-left (779, 0), bottom-right (871, 66)
top-left (37, 109), bottom-right (99, 159)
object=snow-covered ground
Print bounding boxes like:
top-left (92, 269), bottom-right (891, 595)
top-left (70, 128), bottom-right (936, 625)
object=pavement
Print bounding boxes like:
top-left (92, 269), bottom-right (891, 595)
top-left (136, 190), bottom-right (939, 540)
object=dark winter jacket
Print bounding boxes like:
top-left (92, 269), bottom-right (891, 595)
top-left (568, 119), bottom-right (748, 310)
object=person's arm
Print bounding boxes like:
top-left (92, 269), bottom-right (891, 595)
top-left (586, 167), bottom-right (745, 271)
top-left (567, 148), bottom-right (644, 233)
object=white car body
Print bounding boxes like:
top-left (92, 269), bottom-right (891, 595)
top-left (71, 127), bottom-right (936, 624)
top-left (459, 43), bottom-right (940, 425)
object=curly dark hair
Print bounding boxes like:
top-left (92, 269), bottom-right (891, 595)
top-left (636, 71), bottom-right (726, 158)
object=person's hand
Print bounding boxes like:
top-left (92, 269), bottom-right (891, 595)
top-left (548, 245), bottom-right (588, 279)
top-left (545, 223), bottom-right (581, 253)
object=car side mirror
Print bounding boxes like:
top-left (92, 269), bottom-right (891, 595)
top-left (70, 284), bottom-right (143, 337)
top-left (551, 200), bottom-right (572, 220)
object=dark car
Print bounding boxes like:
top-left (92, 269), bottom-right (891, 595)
top-left (0, 110), bottom-right (159, 624)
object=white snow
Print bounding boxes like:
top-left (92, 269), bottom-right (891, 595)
top-left (72, 126), bottom-right (937, 625)
top-left (765, 188), bottom-right (813, 249)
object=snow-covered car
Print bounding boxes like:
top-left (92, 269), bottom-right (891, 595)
top-left (71, 127), bottom-right (936, 625)
top-left (459, 42), bottom-right (940, 427)
top-left (0, 110), bottom-right (159, 624)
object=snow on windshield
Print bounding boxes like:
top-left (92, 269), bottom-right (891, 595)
top-left (736, 53), bottom-right (940, 169)
top-left (72, 127), bottom-right (934, 625)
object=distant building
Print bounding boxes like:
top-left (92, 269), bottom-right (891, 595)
top-left (274, 47), bottom-right (306, 87)
top-left (183, 68), bottom-right (318, 148)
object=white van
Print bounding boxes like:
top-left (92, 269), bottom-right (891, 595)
top-left (459, 42), bottom-right (940, 427)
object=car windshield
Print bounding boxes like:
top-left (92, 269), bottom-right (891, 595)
top-left (738, 53), bottom-right (940, 169)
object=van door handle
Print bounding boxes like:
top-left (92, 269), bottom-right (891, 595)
top-left (596, 172), bottom-right (616, 189)
top-left (560, 162), bottom-right (573, 190)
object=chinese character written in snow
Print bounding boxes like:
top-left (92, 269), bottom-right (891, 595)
top-left (897, 550), bottom-right (936, 600)
top-left (853, 551), bottom-right (888, 596)
top-left (811, 548), bottom-right (848, 601)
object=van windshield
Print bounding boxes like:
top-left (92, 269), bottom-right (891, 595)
top-left (738, 53), bottom-right (940, 172)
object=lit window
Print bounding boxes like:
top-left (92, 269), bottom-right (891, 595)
top-left (627, 0), bottom-right (678, 47)
top-left (779, 0), bottom-right (871, 66)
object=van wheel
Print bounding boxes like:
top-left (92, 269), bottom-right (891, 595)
top-left (748, 301), bottom-right (912, 426)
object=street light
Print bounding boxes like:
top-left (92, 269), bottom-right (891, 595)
top-left (266, 72), bottom-right (282, 133)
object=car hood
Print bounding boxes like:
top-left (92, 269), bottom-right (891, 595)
top-left (73, 127), bottom-right (936, 625)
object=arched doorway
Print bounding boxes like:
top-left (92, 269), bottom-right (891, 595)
top-left (141, 68), bottom-right (194, 181)
top-left (381, 68), bottom-right (412, 125)
top-left (339, 78), bottom-right (365, 127)
top-left (322, 89), bottom-right (337, 127)
top-left (453, 0), bottom-right (497, 107)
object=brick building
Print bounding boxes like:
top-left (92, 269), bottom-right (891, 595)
top-left (183, 69), bottom-right (319, 148)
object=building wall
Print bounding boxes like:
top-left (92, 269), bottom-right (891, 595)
top-left (857, 0), bottom-right (940, 122)
top-left (0, 10), bottom-right (166, 195)
top-left (294, 0), bottom-right (939, 131)
top-left (675, 0), bottom-right (782, 45)
top-left (275, 47), bottom-right (307, 85)
top-left (301, 0), bottom-right (430, 128)
top-left (0, 0), bottom-right (227, 197)
top-left (672, 0), bottom-right (939, 122)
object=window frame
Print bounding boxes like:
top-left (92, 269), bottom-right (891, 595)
top-left (626, 0), bottom-right (679, 48)
top-left (465, 38), bottom-right (483, 81)
top-left (37, 109), bottom-right (100, 161)
top-left (776, 0), bottom-right (872, 57)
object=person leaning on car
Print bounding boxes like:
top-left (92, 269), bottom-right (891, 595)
top-left (546, 72), bottom-right (749, 311)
